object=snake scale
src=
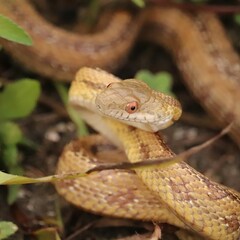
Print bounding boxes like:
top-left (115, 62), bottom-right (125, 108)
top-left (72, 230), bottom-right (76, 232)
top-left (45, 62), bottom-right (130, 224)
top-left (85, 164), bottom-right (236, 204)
top-left (0, 0), bottom-right (240, 239)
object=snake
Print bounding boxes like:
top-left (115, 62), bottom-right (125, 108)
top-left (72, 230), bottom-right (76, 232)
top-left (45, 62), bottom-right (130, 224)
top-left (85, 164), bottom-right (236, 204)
top-left (0, 0), bottom-right (240, 239)
top-left (55, 67), bottom-right (240, 239)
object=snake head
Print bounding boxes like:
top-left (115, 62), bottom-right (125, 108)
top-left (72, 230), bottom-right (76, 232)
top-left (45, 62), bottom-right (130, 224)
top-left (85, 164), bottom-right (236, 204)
top-left (95, 79), bottom-right (182, 132)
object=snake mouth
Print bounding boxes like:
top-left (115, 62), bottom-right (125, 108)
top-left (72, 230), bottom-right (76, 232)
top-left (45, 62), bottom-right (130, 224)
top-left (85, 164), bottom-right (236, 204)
top-left (119, 115), bottom-right (175, 132)
top-left (97, 104), bottom-right (175, 132)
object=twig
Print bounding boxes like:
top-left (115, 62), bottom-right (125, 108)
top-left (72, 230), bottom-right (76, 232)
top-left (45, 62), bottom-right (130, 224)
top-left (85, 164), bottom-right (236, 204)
top-left (39, 94), bottom-right (68, 118)
top-left (180, 112), bottom-right (220, 130)
top-left (65, 221), bottom-right (96, 240)
top-left (87, 123), bottom-right (233, 173)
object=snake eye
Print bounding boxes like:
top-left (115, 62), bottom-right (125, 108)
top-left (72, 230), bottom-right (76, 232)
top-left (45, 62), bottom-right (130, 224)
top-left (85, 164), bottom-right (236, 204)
top-left (125, 101), bottom-right (138, 114)
top-left (106, 83), bottom-right (113, 88)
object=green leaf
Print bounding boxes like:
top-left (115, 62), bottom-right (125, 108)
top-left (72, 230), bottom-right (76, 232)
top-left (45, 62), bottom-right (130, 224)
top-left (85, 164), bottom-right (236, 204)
top-left (85, 0), bottom-right (101, 26)
top-left (0, 79), bottom-right (41, 121)
top-left (135, 69), bottom-right (174, 96)
top-left (0, 170), bottom-right (86, 186)
top-left (19, 136), bottom-right (38, 150)
top-left (8, 185), bottom-right (21, 205)
top-left (0, 221), bottom-right (18, 240)
top-left (0, 122), bottom-right (22, 145)
top-left (7, 165), bottom-right (24, 204)
top-left (0, 122), bottom-right (24, 204)
top-left (234, 14), bottom-right (240, 25)
top-left (34, 228), bottom-right (61, 240)
top-left (0, 171), bottom-right (53, 185)
top-left (0, 14), bottom-right (32, 45)
top-left (55, 83), bottom-right (89, 136)
top-left (131, 0), bottom-right (145, 8)
top-left (2, 145), bottom-right (18, 168)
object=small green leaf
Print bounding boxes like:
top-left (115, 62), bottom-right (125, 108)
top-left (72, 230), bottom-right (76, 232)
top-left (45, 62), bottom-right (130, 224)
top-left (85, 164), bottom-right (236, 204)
top-left (0, 171), bottom-right (51, 185)
top-left (0, 122), bottom-right (22, 145)
top-left (8, 185), bottom-right (21, 205)
top-left (234, 14), bottom-right (240, 25)
top-left (19, 136), bottom-right (38, 150)
top-left (135, 70), bottom-right (174, 96)
top-left (34, 228), bottom-right (61, 240)
top-left (0, 79), bottom-right (41, 121)
top-left (0, 122), bottom-right (24, 204)
top-left (131, 0), bottom-right (145, 8)
top-left (0, 170), bottom-right (86, 185)
top-left (7, 165), bottom-right (24, 204)
top-left (85, 0), bottom-right (101, 26)
top-left (2, 145), bottom-right (18, 168)
top-left (0, 221), bottom-right (18, 240)
top-left (4, 153), bottom-right (24, 205)
top-left (0, 14), bottom-right (32, 45)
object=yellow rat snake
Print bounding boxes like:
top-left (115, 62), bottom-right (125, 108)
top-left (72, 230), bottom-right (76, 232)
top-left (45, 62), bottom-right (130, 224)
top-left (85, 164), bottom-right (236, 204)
top-left (0, 0), bottom-right (240, 239)
top-left (54, 67), bottom-right (240, 239)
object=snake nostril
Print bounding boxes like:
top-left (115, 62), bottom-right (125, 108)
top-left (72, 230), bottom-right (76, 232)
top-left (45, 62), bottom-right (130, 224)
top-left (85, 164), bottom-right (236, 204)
top-left (106, 83), bottom-right (112, 88)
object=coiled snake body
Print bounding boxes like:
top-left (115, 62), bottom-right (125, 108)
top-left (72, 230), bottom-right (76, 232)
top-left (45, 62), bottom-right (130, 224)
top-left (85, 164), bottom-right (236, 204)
top-left (56, 67), bottom-right (240, 239)
top-left (0, 1), bottom-right (240, 239)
